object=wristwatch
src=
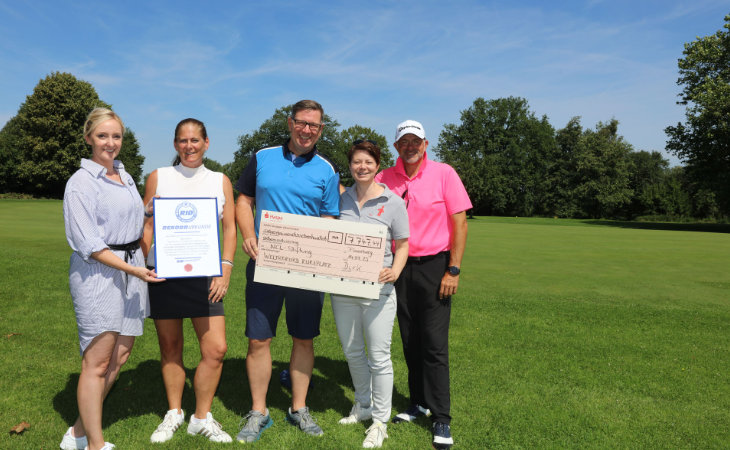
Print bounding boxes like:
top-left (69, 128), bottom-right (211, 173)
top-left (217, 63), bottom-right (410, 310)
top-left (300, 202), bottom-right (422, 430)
top-left (447, 265), bottom-right (460, 276)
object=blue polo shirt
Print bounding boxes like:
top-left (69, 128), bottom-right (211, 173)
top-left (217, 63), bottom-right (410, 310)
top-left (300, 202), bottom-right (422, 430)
top-left (236, 141), bottom-right (340, 236)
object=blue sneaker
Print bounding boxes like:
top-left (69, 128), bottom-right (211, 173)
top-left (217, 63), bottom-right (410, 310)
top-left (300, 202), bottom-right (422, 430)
top-left (432, 422), bottom-right (454, 449)
top-left (236, 409), bottom-right (273, 443)
top-left (391, 404), bottom-right (430, 423)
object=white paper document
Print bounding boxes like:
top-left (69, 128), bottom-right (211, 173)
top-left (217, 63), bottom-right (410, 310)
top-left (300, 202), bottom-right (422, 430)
top-left (153, 197), bottom-right (222, 278)
top-left (254, 210), bottom-right (387, 299)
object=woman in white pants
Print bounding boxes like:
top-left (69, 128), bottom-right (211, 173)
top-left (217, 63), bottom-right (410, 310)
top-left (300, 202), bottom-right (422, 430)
top-left (331, 139), bottom-right (409, 448)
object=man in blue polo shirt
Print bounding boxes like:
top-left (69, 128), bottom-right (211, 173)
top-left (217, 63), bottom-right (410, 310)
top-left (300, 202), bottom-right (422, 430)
top-left (235, 100), bottom-right (340, 442)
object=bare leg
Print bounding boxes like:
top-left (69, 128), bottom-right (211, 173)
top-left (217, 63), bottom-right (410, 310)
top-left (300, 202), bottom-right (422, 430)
top-left (290, 337), bottom-right (314, 411)
top-left (155, 319), bottom-right (185, 413)
top-left (246, 338), bottom-right (272, 414)
top-left (191, 316), bottom-right (227, 418)
top-left (77, 331), bottom-right (118, 449)
top-left (71, 335), bottom-right (135, 438)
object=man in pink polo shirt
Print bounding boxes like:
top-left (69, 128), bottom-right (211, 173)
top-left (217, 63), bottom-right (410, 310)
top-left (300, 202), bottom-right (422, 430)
top-left (375, 120), bottom-right (471, 449)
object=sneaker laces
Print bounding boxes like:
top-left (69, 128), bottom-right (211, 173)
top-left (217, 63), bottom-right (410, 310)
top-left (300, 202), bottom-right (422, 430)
top-left (239, 411), bottom-right (264, 433)
top-left (205, 417), bottom-right (226, 436)
top-left (364, 422), bottom-right (387, 446)
top-left (298, 409), bottom-right (318, 429)
top-left (155, 411), bottom-right (180, 432)
top-left (161, 413), bottom-right (177, 428)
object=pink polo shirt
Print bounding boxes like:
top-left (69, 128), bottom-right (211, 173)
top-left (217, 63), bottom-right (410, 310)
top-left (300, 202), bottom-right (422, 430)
top-left (375, 152), bottom-right (472, 257)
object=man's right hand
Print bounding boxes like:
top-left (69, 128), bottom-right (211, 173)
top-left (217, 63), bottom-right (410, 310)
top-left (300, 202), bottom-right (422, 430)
top-left (242, 237), bottom-right (259, 260)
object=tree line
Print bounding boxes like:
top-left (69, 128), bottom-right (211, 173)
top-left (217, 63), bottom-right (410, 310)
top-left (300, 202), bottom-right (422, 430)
top-left (436, 97), bottom-right (696, 219)
top-left (1, 15), bottom-right (728, 220)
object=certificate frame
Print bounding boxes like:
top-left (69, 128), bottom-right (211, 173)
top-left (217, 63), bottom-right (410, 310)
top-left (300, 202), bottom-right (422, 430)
top-left (153, 197), bottom-right (222, 278)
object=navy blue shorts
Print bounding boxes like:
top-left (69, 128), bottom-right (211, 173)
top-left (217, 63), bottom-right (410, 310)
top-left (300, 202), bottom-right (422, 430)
top-left (245, 259), bottom-right (324, 340)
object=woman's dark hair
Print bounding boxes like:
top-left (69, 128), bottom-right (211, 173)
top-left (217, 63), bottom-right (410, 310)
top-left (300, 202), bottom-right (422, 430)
top-left (172, 118), bottom-right (208, 165)
top-left (348, 139), bottom-right (381, 166)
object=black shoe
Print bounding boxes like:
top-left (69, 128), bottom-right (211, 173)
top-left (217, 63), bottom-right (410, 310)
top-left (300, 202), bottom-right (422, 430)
top-left (432, 422), bottom-right (453, 449)
top-left (391, 404), bottom-right (430, 423)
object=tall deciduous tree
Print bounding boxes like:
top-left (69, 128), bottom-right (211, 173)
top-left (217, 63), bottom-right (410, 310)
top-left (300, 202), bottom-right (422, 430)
top-left (574, 120), bottom-right (634, 218)
top-left (665, 14), bottom-right (730, 216)
top-left (230, 105), bottom-right (387, 188)
top-left (230, 105), bottom-right (339, 184)
top-left (551, 117), bottom-right (584, 217)
top-left (335, 125), bottom-right (393, 187)
top-left (118, 129), bottom-right (144, 189)
top-left (0, 72), bottom-right (145, 197)
top-left (435, 97), bottom-right (556, 216)
top-left (624, 150), bottom-right (671, 218)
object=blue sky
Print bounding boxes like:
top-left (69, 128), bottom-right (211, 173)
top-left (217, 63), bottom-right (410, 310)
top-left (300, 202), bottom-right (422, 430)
top-left (1, 1), bottom-right (728, 173)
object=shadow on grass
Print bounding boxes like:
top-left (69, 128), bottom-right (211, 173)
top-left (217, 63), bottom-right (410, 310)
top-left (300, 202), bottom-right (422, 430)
top-left (54, 354), bottom-right (402, 426)
top-left (581, 219), bottom-right (730, 233)
top-left (218, 355), bottom-right (394, 418)
top-left (52, 359), bottom-right (195, 428)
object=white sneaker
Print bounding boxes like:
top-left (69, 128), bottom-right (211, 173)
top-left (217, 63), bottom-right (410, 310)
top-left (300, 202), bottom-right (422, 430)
top-left (83, 443), bottom-right (115, 450)
top-left (59, 426), bottom-right (87, 449)
top-left (339, 403), bottom-right (373, 425)
top-left (150, 409), bottom-right (185, 443)
top-left (363, 420), bottom-right (388, 448)
top-left (187, 412), bottom-right (232, 443)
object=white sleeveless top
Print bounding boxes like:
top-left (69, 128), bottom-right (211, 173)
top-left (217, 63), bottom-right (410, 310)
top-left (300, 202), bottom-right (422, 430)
top-left (147, 164), bottom-right (225, 266)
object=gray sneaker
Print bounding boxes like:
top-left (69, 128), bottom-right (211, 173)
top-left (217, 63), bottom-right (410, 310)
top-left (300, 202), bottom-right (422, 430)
top-left (286, 407), bottom-right (323, 436)
top-left (237, 409), bottom-right (273, 443)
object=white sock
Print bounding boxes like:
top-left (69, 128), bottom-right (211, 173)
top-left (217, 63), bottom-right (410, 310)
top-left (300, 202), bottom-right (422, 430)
top-left (190, 414), bottom-right (207, 424)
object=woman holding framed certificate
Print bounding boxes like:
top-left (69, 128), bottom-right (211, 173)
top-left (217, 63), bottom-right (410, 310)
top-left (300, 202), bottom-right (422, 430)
top-left (61, 108), bottom-right (162, 450)
top-left (330, 139), bottom-right (410, 448)
top-left (141, 118), bottom-right (236, 444)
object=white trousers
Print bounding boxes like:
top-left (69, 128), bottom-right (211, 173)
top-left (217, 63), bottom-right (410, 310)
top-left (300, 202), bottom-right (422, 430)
top-left (331, 285), bottom-right (397, 423)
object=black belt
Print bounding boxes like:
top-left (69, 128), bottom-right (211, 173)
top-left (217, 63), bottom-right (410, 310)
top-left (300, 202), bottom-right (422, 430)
top-left (407, 250), bottom-right (449, 263)
top-left (108, 240), bottom-right (141, 294)
top-left (108, 240), bottom-right (141, 264)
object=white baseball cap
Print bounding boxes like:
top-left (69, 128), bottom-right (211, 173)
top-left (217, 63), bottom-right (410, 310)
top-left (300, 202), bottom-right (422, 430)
top-left (394, 120), bottom-right (425, 142)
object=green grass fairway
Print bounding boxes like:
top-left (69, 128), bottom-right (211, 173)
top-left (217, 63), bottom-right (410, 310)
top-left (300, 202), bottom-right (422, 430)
top-left (1, 200), bottom-right (729, 448)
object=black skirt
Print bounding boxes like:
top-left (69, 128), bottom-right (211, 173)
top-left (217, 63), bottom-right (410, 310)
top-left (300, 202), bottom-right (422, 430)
top-left (148, 276), bottom-right (224, 319)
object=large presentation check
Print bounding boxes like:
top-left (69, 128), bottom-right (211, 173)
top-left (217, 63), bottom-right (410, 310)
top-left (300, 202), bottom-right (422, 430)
top-left (255, 210), bottom-right (387, 299)
top-left (153, 197), bottom-right (222, 278)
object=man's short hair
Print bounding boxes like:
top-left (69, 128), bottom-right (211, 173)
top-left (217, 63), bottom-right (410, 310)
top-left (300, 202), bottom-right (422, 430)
top-left (291, 99), bottom-right (324, 119)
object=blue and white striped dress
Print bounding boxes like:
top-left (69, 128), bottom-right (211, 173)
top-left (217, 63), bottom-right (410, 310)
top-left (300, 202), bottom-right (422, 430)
top-left (63, 158), bottom-right (149, 354)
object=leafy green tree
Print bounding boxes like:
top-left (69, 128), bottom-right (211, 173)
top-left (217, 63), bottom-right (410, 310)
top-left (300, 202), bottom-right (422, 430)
top-left (0, 72), bottom-right (145, 197)
top-left (0, 115), bottom-right (23, 193)
top-left (230, 105), bottom-right (339, 183)
top-left (624, 150), bottom-right (669, 218)
top-left (573, 120), bottom-right (634, 218)
top-left (202, 157), bottom-right (226, 173)
top-left (335, 125), bottom-right (393, 187)
top-left (435, 97), bottom-right (556, 216)
top-left (118, 129), bottom-right (144, 188)
top-left (551, 117), bottom-right (584, 217)
top-left (661, 166), bottom-right (693, 217)
top-left (665, 14), bottom-right (730, 216)
top-left (231, 105), bottom-right (387, 188)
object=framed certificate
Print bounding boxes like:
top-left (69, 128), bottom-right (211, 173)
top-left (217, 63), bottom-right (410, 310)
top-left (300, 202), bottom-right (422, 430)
top-left (254, 210), bottom-right (387, 299)
top-left (153, 197), bottom-right (222, 278)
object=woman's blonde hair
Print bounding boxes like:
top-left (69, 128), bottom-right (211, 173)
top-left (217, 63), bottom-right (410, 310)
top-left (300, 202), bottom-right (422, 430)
top-left (83, 107), bottom-right (124, 138)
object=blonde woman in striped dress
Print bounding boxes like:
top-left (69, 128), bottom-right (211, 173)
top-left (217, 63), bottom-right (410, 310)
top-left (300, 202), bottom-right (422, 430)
top-left (61, 108), bottom-right (162, 450)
